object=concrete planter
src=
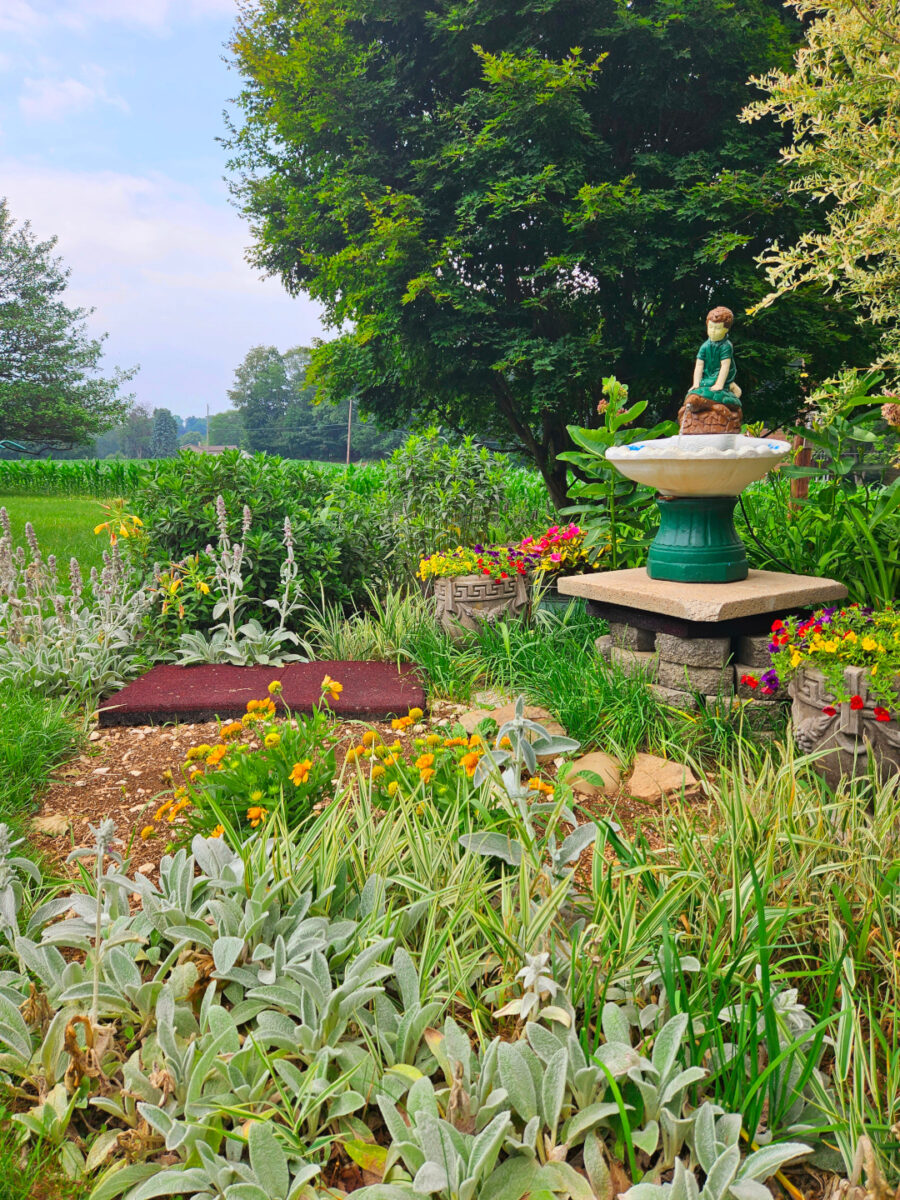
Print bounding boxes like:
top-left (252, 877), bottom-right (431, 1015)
top-left (790, 665), bottom-right (900, 787)
top-left (433, 573), bottom-right (528, 638)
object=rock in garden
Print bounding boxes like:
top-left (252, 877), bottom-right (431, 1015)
top-left (626, 753), bottom-right (697, 802)
top-left (567, 751), bottom-right (621, 798)
top-left (32, 814), bottom-right (70, 836)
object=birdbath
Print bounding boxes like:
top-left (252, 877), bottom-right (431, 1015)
top-left (605, 306), bottom-right (791, 583)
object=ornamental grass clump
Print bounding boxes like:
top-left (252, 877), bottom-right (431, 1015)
top-left (745, 604), bottom-right (900, 717)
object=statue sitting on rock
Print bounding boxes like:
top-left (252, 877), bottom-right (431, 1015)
top-left (678, 305), bottom-right (743, 435)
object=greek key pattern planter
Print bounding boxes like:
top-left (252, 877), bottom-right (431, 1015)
top-left (433, 573), bottom-right (528, 638)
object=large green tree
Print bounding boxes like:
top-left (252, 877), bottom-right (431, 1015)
top-left (742, 0), bottom-right (900, 366)
top-left (226, 0), bottom-right (872, 504)
top-left (151, 407), bottom-right (180, 458)
top-left (0, 198), bottom-right (135, 450)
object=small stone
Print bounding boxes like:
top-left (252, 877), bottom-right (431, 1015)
top-left (648, 684), bottom-right (698, 711)
top-left (92, 767), bottom-right (110, 776)
top-left (567, 751), bottom-right (621, 798)
top-left (129, 770), bottom-right (142, 777)
top-left (627, 753), bottom-right (697, 802)
top-left (658, 659), bottom-right (734, 694)
top-left (737, 634), bottom-right (775, 668)
top-left (32, 814), bottom-right (69, 836)
top-left (609, 646), bottom-right (659, 681)
top-left (656, 633), bottom-right (732, 668)
top-left (88, 730), bottom-right (101, 742)
top-left (594, 634), bottom-right (613, 663)
top-left (128, 804), bottom-right (146, 813)
top-left (136, 863), bottom-right (155, 874)
top-left (608, 622), bottom-right (657, 652)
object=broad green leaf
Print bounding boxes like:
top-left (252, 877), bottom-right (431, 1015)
top-left (248, 1119), bottom-right (289, 1198)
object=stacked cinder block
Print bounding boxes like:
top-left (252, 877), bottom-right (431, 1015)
top-left (596, 622), bottom-right (781, 715)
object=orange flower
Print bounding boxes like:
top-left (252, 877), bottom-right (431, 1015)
top-left (419, 768), bottom-right (436, 783)
top-left (460, 751), bottom-right (482, 777)
top-left (443, 737), bottom-right (468, 748)
top-left (246, 805), bottom-right (267, 827)
top-left (140, 825), bottom-right (156, 841)
top-left (527, 777), bottom-right (554, 796)
top-left (220, 721), bottom-right (243, 742)
top-left (391, 716), bottom-right (413, 731)
top-left (206, 746), bottom-right (227, 767)
top-left (362, 730), bottom-right (378, 747)
top-left (468, 733), bottom-right (483, 747)
top-left (289, 759), bottom-right (312, 786)
top-left (210, 824), bottom-right (225, 838)
top-left (168, 799), bottom-right (191, 822)
top-left (154, 798), bottom-right (173, 821)
top-left (322, 675), bottom-right (343, 702)
top-left (415, 753), bottom-right (435, 770)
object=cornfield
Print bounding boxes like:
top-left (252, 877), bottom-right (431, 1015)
top-left (0, 458), bottom-right (153, 497)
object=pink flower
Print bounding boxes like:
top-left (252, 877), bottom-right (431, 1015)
top-left (822, 706), bottom-right (837, 716)
top-left (549, 552), bottom-right (562, 562)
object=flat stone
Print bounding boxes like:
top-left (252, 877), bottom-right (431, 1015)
top-left (658, 659), bottom-right (734, 694)
top-left (558, 569), bottom-right (847, 623)
top-left (594, 634), bottom-right (613, 663)
top-left (610, 646), bottom-right (658, 681)
top-left (627, 753), bottom-right (698, 802)
top-left (32, 814), bottom-right (69, 836)
top-left (567, 751), bottom-right (621, 798)
top-left (737, 634), bottom-right (775, 668)
top-left (656, 633), bottom-right (732, 667)
top-left (648, 684), bottom-right (699, 711)
top-left (458, 704), bottom-right (566, 750)
top-left (608, 622), bottom-right (657, 652)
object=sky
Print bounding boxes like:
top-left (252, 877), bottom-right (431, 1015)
top-left (0, 0), bottom-right (327, 419)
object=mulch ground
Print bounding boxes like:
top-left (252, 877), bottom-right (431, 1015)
top-left (32, 703), bottom-right (676, 883)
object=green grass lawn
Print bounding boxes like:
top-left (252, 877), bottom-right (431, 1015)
top-left (0, 493), bottom-right (108, 583)
top-left (0, 682), bottom-right (82, 827)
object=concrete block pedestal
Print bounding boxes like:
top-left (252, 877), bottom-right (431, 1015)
top-left (566, 568), bottom-right (847, 714)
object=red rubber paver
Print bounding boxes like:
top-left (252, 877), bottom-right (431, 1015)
top-left (97, 661), bottom-right (427, 727)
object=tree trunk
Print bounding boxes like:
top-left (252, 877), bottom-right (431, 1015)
top-left (490, 376), bottom-right (572, 510)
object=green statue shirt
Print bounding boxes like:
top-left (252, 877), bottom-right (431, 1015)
top-left (690, 337), bottom-right (738, 405)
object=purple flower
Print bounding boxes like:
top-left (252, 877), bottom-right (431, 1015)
top-left (473, 544), bottom-right (484, 553)
top-left (760, 668), bottom-right (780, 692)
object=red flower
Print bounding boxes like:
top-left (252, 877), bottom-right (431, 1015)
top-left (740, 674), bottom-right (759, 689)
top-left (874, 706), bottom-right (891, 722)
top-left (482, 568), bottom-right (490, 576)
top-left (822, 706), bottom-right (837, 717)
top-left (771, 619), bottom-right (785, 632)
top-left (500, 571), bottom-right (508, 579)
top-left (849, 695), bottom-right (864, 711)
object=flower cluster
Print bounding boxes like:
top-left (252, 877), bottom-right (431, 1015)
top-left (148, 684), bottom-right (339, 840)
top-left (343, 719), bottom-right (500, 800)
top-left (744, 606), bottom-right (900, 717)
top-left (417, 544), bottom-right (541, 582)
top-left (519, 524), bottom-right (601, 574)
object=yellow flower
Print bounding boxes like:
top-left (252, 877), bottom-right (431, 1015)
top-left (382, 755), bottom-right (397, 767)
top-left (408, 707), bottom-right (424, 720)
top-left (220, 721), bottom-right (243, 741)
top-left (174, 786), bottom-right (188, 799)
top-left (862, 636), bottom-right (878, 652)
top-left (206, 746), bottom-right (227, 767)
top-left (362, 730), bottom-right (378, 747)
top-left (264, 732), bottom-right (281, 749)
top-left (415, 802), bottom-right (425, 815)
top-left (210, 824), bottom-right (225, 838)
top-left (425, 734), bottom-right (443, 747)
top-left (822, 640), bottom-right (838, 653)
top-left (443, 737), bottom-right (467, 748)
top-left (387, 781), bottom-right (399, 797)
top-left (843, 631), bottom-right (858, 644)
top-left (322, 675), bottom-right (343, 701)
top-left (268, 680), bottom-right (283, 695)
top-left (371, 764), bottom-right (385, 780)
top-left (499, 736), bottom-right (512, 749)
top-left (168, 799), bottom-right (190, 822)
top-left (198, 581), bottom-right (211, 595)
top-left (790, 651), bottom-right (802, 669)
top-left (527, 777), bottom-right (554, 796)
top-left (389, 740), bottom-right (402, 752)
top-left (391, 716), bottom-right (412, 731)
top-left (419, 768), bottom-right (436, 784)
top-left (415, 753), bottom-right (435, 770)
top-left (246, 805), bottom-right (267, 828)
top-left (189, 769), bottom-right (203, 782)
top-left (468, 733), bottom-right (483, 747)
top-left (154, 799), bottom-right (173, 821)
top-left (140, 825), bottom-right (156, 840)
top-left (374, 744), bottom-right (388, 759)
top-left (290, 759), bottom-right (312, 786)
top-left (186, 745), bottom-right (212, 761)
top-left (246, 699), bottom-right (261, 713)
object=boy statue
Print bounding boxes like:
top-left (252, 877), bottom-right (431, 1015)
top-left (678, 305), bottom-right (743, 435)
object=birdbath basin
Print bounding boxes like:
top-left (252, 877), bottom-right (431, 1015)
top-left (606, 434), bottom-right (791, 497)
top-left (605, 433), bottom-right (791, 583)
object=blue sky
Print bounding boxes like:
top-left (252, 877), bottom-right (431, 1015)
top-left (0, 0), bottom-right (326, 419)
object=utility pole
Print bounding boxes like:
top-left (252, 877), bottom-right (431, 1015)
top-left (345, 396), bottom-right (352, 466)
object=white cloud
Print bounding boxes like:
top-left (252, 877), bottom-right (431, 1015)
top-left (0, 0), bottom-right (43, 36)
top-left (0, 0), bottom-right (235, 38)
top-left (19, 66), bottom-right (128, 120)
top-left (0, 162), bottom-right (326, 416)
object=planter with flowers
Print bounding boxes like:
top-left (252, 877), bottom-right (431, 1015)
top-left (755, 605), bottom-right (900, 786)
top-left (418, 544), bottom-right (541, 637)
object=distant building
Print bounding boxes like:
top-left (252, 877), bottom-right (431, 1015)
top-left (184, 444), bottom-right (239, 455)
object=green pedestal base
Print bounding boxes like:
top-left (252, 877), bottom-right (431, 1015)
top-left (647, 495), bottom-right (748, 583)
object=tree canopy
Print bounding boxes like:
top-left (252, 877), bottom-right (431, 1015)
top-left (742, 0), bottom-right (900, 367)
top-left (226, 0), bottom-right (872, 503)
top-left (228, 344), bottom-right (404, 459)
top-left (0, 198), bottom-right (135, 450)
top-left (151, 407), bottom-right (180, 458)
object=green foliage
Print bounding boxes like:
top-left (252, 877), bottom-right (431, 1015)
top-left (0, 459), bottom-right (151, 498)
top-left (0, 682), bottom-right (80, 827)
top-left (226, 0), bottom-right (871, 504)
top-left (559, 376), bottom-right (675, 571)
top-left (742, 0), bottom-right (900, 365)
top-left (0, 199), bottom-right (135, 450)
